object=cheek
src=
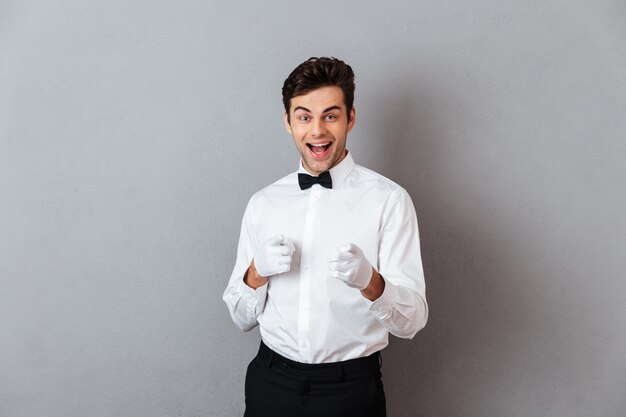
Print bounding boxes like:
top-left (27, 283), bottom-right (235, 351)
top-left (291, 126), bottom-right (307, 139)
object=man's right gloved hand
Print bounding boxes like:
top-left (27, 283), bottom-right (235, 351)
top-left (254, 234), bottom-right (296, 278)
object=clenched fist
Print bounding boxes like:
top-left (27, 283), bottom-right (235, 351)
top-left (254, 234), bottom-right (296, 278)
top-left (327, 244), bottom-right (374, 290)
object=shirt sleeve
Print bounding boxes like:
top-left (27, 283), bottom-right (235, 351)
top-left (369, 188), bottom-right (428, 339)
top-left (222, 197), bottom-right (268, 332)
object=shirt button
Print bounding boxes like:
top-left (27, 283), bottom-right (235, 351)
top-left (303, 264), bottom-right (309, 271)
top-left (301, 341), bottom-right (309, 348)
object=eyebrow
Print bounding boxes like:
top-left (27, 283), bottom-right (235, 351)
top-left (293, 105), bottom-right (343, 114)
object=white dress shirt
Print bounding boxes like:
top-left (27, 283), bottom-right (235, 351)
top-left (223, 152), bottom-right (428, 363)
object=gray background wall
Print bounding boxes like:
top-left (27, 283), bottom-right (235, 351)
top-left (1, 1), bottom-right (625, 416)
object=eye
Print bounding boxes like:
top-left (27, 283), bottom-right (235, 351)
top-left (325, 114), bottom-right (337, 121)
top-left (298, 115), bottom-right (310, 122)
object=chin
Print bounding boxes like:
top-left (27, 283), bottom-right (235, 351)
top-left (305, 161), bottom-right (330, 175)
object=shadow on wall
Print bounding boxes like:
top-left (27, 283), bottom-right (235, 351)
top-left (369, 76), bottom-right (537, 417)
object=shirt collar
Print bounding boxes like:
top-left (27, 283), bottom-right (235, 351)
top-left (297, 151), bottom-right (355, 189)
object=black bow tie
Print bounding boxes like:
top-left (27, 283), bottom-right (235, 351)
top-left (298, 171), bottom-right (332, 190)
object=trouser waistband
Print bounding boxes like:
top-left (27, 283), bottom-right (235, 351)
top-left (257, 341), bottom-right (381, 380)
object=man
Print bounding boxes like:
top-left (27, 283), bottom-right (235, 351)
top-left (223, 57), bottom-right (428, 417)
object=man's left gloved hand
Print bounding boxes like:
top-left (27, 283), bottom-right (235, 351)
top-left (327, 244), bottom-right (374, 290)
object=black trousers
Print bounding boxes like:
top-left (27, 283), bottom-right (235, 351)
top-left (244, 342), bottom-right (386, 417)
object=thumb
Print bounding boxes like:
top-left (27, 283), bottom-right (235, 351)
top-left (282, 236), bottom-right (296, 254)
top-left (265, 234), bottom-right (285, 247)
top-left (338, 243), bottom-right (354, 253)
top-left (328, 244), bottom-right (353, 262)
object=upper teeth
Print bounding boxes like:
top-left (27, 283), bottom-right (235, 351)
top-left (311, 143), bottom-right (329, 147)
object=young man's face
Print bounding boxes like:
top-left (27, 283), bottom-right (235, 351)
top-left (284, 86), bottom-right (356, 176)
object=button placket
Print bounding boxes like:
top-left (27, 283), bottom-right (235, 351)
top-left (296, 189), bottom-right (319, 362)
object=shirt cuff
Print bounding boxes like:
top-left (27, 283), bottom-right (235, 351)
top-left (368, 279), bottom-right (401, 320)
top-left (238, 278), bottom-right (268, 316)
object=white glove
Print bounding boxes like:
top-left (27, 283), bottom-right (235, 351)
top-left (327, 244), bottom-right (373, 290)
top-left (254, 234), bottom-right (296, 277)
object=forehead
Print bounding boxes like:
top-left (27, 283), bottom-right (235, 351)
top-left (290, 86), bottom-right (346, 112)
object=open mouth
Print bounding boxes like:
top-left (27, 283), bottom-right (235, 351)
top-left (306, 142), bottom-right (332, 157)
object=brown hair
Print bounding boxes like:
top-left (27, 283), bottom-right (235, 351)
top-left (282, 57), bottom-right (355, 122)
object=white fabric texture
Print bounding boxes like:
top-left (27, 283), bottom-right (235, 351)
top-left (253, 234), bottom-right (296, 277)
top-left (327, 243), bottom-right (374, 290)
top-left (223, 152), bottom-right (428, 363)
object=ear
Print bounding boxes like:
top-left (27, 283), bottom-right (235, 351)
top-left (284, 111), bottom-right (292, 134)
top-left (347, 107), bottom-right (356, 132)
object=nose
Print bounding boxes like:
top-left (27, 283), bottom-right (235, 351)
top-left (311, 119), bottom-right (327, 137)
